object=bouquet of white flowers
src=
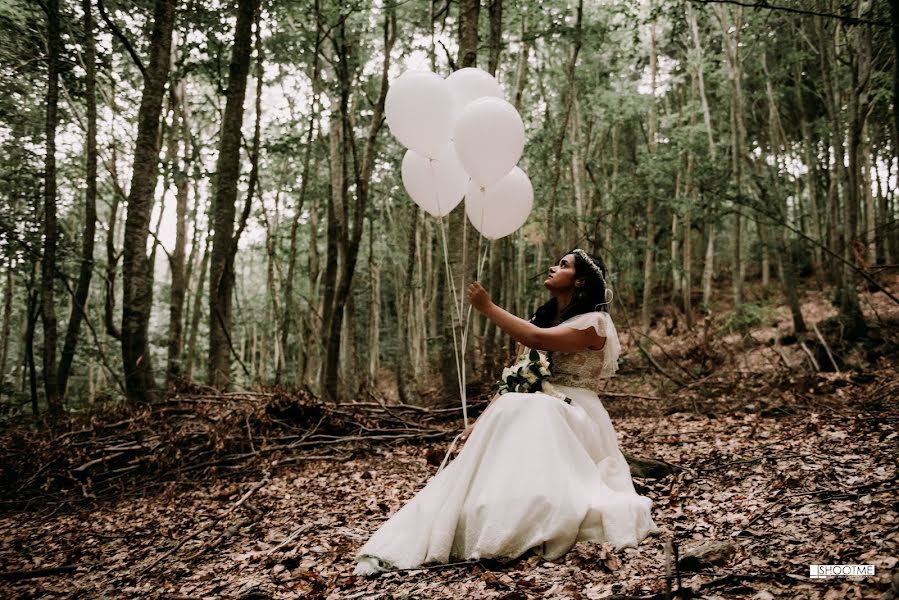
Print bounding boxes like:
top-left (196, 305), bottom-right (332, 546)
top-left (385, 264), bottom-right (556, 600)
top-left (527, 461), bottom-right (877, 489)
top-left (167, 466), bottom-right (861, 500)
top-left (497, 348), bottom-right (571, 403)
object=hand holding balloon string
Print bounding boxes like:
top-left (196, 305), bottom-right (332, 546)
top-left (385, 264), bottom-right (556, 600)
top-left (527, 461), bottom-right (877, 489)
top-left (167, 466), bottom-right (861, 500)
top-left (466, 281), bottom-right (493, 313)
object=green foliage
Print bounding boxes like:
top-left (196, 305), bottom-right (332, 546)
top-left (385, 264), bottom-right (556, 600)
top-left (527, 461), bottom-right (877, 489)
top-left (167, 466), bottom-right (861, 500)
top-left (719, 301), bottom-right (771, 337)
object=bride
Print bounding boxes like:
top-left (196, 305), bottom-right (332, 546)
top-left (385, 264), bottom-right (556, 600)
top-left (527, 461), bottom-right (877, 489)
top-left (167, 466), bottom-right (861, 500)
top-left (354, 248), bottom-right (658, 575)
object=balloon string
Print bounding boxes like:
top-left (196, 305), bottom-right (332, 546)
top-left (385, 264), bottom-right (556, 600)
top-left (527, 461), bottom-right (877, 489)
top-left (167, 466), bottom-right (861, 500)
top-left (460, 236), bottom-right (489, 402)
top-left (429, 158), bottom-right (442, 216)
top-left (466, 192), bottom-right (489, 332)
top-left (436, 215), bottom-right (468, 428)
top-left (459, 206), bottom-right (469, 425)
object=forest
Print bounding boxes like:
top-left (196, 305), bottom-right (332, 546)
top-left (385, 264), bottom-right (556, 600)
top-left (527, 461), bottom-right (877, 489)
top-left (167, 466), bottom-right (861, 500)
top-left (0, 0), bottom-right (897, 598)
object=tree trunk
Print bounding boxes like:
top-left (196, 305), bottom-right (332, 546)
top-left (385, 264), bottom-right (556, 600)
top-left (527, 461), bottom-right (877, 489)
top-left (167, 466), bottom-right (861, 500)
top-left (185, 234), bottom-right (210, 381)
top-left (839, 7), bottom-right (870, 337)
top-left (686, 2), bottom-right (715, 155)
top-left (278, 15), bottom-right (321, 384)
top-left (545, 0), bottom-right (583, 258)
top-left (57, 0), bottom-right (98, 400)
top-left (323, 6), bottom-right (395, 402)
top-left (891, 0), bottom-right (899, 165)
top-left (457, 0), bottom-right (480, 69)
top-left (321, 110), bottom-right (344, 379)
top-left (487, 0), bottom-right (502, 75)
top-left (640, 16), bottom-right (657, 335)
top-left (792, 55), bottom-right (824, 278)
top-left (367, 230), bottom-right (380, 383)
top-left (761, 49), bottom-right (806, 333)
top-left (121, 0), bottom-right (175, 403)
top-left (396, 204), bottom-right (419, 404)
top-left (25, 281), bottom-right (40, 415)
top-left (715, 5), bottom-right (748, 306)
top-left (0, 268), bottom-right (12, 396)
top-left (512, 15), bottom-right (530, 110)
top-left (207, 0), bottom-right (260, 389)
top-left (701, 224), bottom-right (715, 307)
top-left (166, 77), bottom-right (189, 386)
top-left (104, 192), bottom-right (122, 340)
top-left (862, 126), bottom-right (876, 267)
top-left (42, 0), bottom-right (61, 412)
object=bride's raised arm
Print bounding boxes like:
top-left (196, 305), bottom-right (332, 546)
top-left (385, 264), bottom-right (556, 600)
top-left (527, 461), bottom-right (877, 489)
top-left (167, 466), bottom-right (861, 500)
top-left (466, 282), bottom-right (604, 354)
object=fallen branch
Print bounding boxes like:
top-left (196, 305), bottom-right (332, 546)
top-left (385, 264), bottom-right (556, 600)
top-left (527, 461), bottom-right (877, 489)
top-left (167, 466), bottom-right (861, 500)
top-left (635, 340), bottom-right (686, 388)
top-left (812, 323), bottom-right (840, 373)
top-left (798, 341), bottom-right (820, 371)
top-left (266, 523), bottom-right (316, 555)
top-left (0, 564), bottom-right (81, 581)
top-left (600, 390), bottom-right (661, 401)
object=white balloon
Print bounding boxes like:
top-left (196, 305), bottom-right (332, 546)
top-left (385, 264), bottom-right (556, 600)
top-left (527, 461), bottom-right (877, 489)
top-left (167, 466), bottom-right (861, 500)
top-left (385, 70), bottom-right (455, 158)
top-left (464, 167), bottom-right (533, 240)
top-left (453, 97), bottom-right (525, 187)
top-left (401, 144), bottom-right (469, 217)
top-left (446, 67), bottom-right (504, 117)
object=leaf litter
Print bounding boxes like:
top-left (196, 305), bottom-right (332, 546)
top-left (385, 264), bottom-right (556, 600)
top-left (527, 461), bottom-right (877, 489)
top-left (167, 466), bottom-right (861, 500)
top-left (1, 288), bottom-right (897, 599)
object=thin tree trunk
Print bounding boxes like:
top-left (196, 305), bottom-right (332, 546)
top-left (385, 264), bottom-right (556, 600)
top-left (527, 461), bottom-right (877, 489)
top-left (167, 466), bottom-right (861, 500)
top-left (762, 49), bottom-right (807, 333)
top-left (546, 0), bottom-right (583, 258)
top-left (874, 145), bottom-right (891, 264)
top-left (0, 268), bottom-right (12, 395)
top-left (396, 205), bottom-right (419, 404)
top-left (686, 2), bottom-right (715, 155)
top-left (26, 283), bottom-right (40, 415)
top-left (104, 193), bottom-right (122, 340)
top-left (321, 109), bottom-right (343, 371)
top-left (688, 2), bottom-right (715, 314)
top-left (185, 234), bottom-right (210, 381)
top-left (487, 0), bottom-right (502, 75)
top-left (121, 0), bottom-right (176, 403)
top-left (682, 210), bottom-right (693, 328)
top-left (324, 6), bottom-right (395, 402)
top-left (512, 15), bottom-right (530, 110)
top-left (840, 6), bottom-right (870, 336)
top-left (264, 197), bottom-right (282, 381)
top-left (862, 125), bottom-right (876, 266)
top-left (793, 55), bottom-right (824, 278)
top-left (207, 0), bottom-right (260, 389)
top-left (640, 15), bottom-right (657, 335)
top-left (891, 0), bottom-right (899, 165)
top-left (166, 76), bottom-right (189, 386)
top-left (701, 225), bottom-right (715, 306)
top-left (42, 0), bottom-right (61, 412)
top-left (278, 17), bottom-right (321, 384)
top-left (715, 5), bottom-right (747, 305)
top-left (367, 226), bottom-right (380, 383)
top-left (57, 0), bottom-right (98, 400)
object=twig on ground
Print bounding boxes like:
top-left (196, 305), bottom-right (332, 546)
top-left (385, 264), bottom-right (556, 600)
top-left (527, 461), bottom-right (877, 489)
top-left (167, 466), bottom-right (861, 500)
top-left (266, 523), bottom-right (316, 555)
top-left (798, 341), bottom-right (820, 371)
top-left (812, 323), bottom-right (840, 373)
top-left (0, 563), bottom-right (84, 581)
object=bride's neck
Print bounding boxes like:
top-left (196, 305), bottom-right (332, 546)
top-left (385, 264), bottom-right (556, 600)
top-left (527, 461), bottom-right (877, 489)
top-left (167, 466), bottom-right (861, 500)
top-left (554, 290), bottom-right (574, 318)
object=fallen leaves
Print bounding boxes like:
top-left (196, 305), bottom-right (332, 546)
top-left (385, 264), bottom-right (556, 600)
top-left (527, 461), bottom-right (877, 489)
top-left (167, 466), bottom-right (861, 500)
top-left (1, 292), bottom-right (897, 598)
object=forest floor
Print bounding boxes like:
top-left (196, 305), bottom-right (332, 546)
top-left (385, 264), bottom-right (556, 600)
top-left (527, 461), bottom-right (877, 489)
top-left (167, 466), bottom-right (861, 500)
top-left (1, 281), bottom-right (898, 599)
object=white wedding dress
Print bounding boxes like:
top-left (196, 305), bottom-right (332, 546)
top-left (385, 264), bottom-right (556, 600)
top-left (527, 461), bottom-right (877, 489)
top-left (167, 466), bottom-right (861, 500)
top-left (354, 311), bottom-right (658, 575)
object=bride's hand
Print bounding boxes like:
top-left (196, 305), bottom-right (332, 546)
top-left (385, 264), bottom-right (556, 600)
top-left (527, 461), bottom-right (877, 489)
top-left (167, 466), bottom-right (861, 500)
top-left (460, 422), bottom-right (476, 442)
top-left (466, 282), bottom-right (492, 312)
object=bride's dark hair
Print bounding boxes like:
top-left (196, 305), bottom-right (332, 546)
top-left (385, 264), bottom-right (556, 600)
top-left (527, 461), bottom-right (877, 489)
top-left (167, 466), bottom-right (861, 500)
top-left (530, 249), bottom-right (609, 328)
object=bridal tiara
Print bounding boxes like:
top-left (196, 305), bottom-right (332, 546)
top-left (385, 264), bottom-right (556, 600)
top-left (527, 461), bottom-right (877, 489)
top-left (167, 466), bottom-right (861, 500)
top-left (571, 248), bottom-right (614, 309)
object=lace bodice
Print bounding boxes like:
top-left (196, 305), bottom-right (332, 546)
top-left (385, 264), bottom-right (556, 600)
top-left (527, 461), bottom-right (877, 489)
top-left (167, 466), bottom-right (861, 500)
top-left (549, 312), bottom-right (620, 392)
